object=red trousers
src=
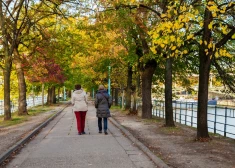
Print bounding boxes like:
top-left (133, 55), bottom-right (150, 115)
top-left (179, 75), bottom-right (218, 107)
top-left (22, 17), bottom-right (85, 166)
top-left (74, 111), bottom-right (87, 133)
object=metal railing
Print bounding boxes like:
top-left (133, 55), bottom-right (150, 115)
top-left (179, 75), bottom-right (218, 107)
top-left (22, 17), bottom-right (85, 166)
top-left (151, 100), bottom-right (235, 139)
top-left (0, 96), bottom-right (47, 116)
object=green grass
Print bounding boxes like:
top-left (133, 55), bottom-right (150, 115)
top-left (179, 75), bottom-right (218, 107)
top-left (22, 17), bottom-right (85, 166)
top-left (110, 105), bottom-right (121, 110)
top-left (143, 117), bottom-right (163, 124)
top-left (0, 105), bottom-right (54, 127)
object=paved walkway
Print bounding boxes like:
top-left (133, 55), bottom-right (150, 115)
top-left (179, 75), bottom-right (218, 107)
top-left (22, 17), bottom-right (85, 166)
top-left (6, 103), bottom-right (157, 168)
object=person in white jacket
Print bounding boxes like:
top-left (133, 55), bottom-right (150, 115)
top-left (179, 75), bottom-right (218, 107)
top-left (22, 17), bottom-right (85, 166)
top-left (71, 84), bottom-right (88, 135)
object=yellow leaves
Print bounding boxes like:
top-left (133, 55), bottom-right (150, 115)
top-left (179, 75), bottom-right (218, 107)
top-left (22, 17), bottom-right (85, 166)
top-left (221, 25), bottom-right (228, 35)
top-left (232, 33), bottom-right (235, 39)
top-left (171, 46), bottom-right (176, 50)
top-left (160, 44), bottom-right (165, 48)
top-left (174, 10), bottom-right (178, 15)
top-left (150, 46), bottom-right (157, 54)
top-left (226, 52), bottom-right (232, 57)
top-left (212, 12), bottom-right (217, 17)
top-left (161, 14), bottom-right (167, 18)
top-left (228, 2), bottom-right (235, 7)
top-left (183, 50), bottom-right (188, 54)
top-left (207, 1), bottom-right (215, 5)
top-left (220, 10), bottom-right (225, 14)
top-left (170, 35), bottom-right (176, 42)
top-left (208, 22), bottom-right (213, 29)
top-left (167, 13), bottom-right (172, 18)
top-left (213, 43), bottom-right (216, 51)
top-left (200, 40), bottom-right (203, 45)
top-left (208, 42), bottom-right (212, 49)
top-left (207, 4), bottom-right (219, 12)
top-left (200, 22), bottom-right (204, 27)
top-left (180, 6), bottom-right (186, 12)
top-left (173, 22), bottom-right (183, 30)
top-left (215, 49), bottom-right (232, 58)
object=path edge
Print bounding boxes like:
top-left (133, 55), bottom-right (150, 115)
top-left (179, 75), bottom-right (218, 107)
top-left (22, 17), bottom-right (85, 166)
top-left (0, 103), bottom-right (70, 165)
top-left (109, 117), bottom-right (170, 168)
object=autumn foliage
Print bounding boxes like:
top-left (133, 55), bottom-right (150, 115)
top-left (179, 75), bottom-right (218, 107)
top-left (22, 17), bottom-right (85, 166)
top-left (23, 47), bottom-right (66, 84)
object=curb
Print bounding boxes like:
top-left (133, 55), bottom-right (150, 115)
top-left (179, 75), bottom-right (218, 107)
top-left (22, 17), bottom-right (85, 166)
top-left (109, 117), bottom-right (169, 168)
top-left (0, 103), bottom-right (70, 165)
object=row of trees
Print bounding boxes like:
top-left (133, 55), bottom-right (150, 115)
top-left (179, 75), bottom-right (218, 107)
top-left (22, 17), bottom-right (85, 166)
top-left (0, 0), bottom-right (235, 141)
top-left (0, 0), bottom-right (80, 119)
top-left (87, 0), bottom-right (235, 141)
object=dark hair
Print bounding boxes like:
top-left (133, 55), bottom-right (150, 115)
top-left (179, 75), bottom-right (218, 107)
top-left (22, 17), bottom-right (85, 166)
top-left (75, 84), bottom-right (81, 90)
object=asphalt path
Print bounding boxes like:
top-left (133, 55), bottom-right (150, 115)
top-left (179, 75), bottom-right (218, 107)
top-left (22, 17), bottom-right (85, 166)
top-left (6, 103), bottom-right (157, 168)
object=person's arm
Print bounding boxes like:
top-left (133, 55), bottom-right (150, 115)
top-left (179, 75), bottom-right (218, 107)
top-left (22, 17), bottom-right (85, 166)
top-left (84, 92), bottom-right (88, 105)
top-left (71, 93), bottom-right (75, 105)
top-left (94, 94), bottom-right (98, 108)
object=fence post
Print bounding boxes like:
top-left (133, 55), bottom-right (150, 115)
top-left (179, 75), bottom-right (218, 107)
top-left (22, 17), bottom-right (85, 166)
top-left (191, 103), bottom-right (193, 127)
top-left (224, 107), bottom-right (227, 137)
top-left (214, 106), bottom-right (217, 134)
top-left (185, 103), bottom-right (187, 125)
top-left (174, 101), bottom-right (176, 121)
top-left (179, 102), bottom-right (182, 124)
top-left (163, 101), bottom-right (165, 118)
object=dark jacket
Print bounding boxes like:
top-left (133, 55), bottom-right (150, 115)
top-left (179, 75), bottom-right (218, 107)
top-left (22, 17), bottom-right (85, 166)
top-left (95, 89), bottom-right (112, 118)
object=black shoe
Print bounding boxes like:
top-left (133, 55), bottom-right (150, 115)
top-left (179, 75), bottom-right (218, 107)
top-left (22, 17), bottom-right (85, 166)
top-left (82, 132), bottom-right (86, 134)
top-left (104, 131), bottom-right (108, 135)
top-left (78, 132), bottom-right (82, 135)
top-left (99, 131), bottom-right (102, 133)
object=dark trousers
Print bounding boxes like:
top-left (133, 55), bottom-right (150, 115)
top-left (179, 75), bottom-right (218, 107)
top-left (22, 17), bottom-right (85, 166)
top-left (98, 117), bottom-right (108, 132)
top-left (74, 111), bottom-right (87, 133)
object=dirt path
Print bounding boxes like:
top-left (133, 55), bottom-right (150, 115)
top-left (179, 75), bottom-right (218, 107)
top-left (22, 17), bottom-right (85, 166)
top-left (111, 109), bottom-right (235, 168)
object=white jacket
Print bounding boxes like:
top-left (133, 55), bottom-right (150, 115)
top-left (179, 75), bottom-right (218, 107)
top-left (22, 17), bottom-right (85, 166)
top-left (71, 89), bottom-right (88, 111)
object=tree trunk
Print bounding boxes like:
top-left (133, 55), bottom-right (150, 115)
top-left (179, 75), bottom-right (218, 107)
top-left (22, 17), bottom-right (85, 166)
top-left (165, 57), bottom-right (175, 127)
top-left (57, 87), bottom-right (60, 102)
top-left (47, 87), bottom-right (52, 105)
top-left (14, 50), bottom-right (28, 115)
top-left (122, 89), bottom-right (125, 109)
top-left (0, 2), bottom-right (12, 120)
top-left (132, 90), bottom-right (137, 113)
top-left (197, 50), bottom-right (211, 139)
top-left (52, 86), bottom-right (56, 104)
top-left (115, 88), bottom-right (119, 106)
top-left (125, 64), bottom-right (132, 110)
top-left (196, 5), bottom-right (212, 140)
top-left (3, 57), bottom-right (12, 120)
top-left (42, 83), bottom-right (44, 106)
top-left (111, 88), bottom-right (114, 105)
top-left (141, 60), bottom-right (157, 119)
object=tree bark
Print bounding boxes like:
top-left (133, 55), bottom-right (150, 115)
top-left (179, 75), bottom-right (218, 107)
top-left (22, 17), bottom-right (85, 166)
top-left (132, 89), bottom-right (137, 113)
top-left (47, 87), bottom-right (52, 105)
top-left (0, 2), bottom-right (12, 120)
top-left (165, 57), bottom-right (175, 127)
top-left (115, 88), bottom-right (119, 106)
top-left (197, 49), bottom-right (210, 139)
top-left (42, 83), bottom-right (45, 106)
top-left (197, 6), bottom-right (212, 140)
top-left (3, 57), bottom-right (12, 120)
top-left (52, 86), bottom-right (56, 104)
top-left (141, 60), bottom-right (157, 119)
top-left (125, 64), bottom-right (132, 110)
top-left (14, 50), bottom-right (28, 115)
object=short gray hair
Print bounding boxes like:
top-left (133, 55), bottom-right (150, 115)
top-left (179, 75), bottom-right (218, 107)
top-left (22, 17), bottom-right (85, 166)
top-left (98, 85), bottom-right (105, 90)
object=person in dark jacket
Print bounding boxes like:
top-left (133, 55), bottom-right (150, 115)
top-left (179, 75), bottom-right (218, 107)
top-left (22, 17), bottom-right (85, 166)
top-left (95, 85), bottom-right (112, 135)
